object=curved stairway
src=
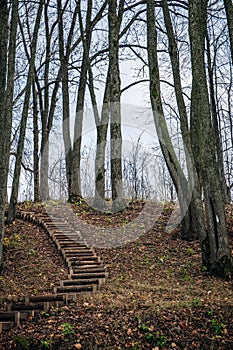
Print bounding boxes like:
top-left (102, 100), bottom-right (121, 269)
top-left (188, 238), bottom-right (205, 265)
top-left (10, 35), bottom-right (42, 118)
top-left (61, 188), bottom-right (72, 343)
top-left (0, 208), bottom-right (108, 333)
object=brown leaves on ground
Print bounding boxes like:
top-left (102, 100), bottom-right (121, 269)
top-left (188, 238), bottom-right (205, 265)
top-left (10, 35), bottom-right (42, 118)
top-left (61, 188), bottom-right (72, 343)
top-left (0, 201), bottom-right (232, 349)
top-left (0, 219), bottom-right (68, 308)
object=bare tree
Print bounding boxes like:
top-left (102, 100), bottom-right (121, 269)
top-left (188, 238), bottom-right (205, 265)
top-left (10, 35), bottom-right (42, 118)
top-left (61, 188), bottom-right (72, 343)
top-left (224, 0), bottom-right (233, 63)
top-left (0, 0), bottom-right (18, 267)
top-left (7, 1), bottom-right (45, 223)
top-left (108, 0), bottom-right (126, 211)
top-left (189, 0), bottom-right (233, 278)
top-left (147, 0), bottom-right (199, 242)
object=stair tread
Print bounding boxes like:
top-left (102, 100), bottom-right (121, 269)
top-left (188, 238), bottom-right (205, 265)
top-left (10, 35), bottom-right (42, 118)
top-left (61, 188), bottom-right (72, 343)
top-left (55, 285), bottom-right (94, 293)
top-left (61, 279), bottom-right (99, 285)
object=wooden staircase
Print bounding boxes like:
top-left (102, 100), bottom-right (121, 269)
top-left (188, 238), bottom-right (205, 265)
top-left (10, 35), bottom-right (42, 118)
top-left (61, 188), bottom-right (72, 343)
top-left (0, 208), bottom-right (108, 333)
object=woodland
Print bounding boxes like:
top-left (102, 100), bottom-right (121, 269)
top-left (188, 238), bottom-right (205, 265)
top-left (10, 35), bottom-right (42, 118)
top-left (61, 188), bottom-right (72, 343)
top-left (0, 0), bottom-right (233, 348)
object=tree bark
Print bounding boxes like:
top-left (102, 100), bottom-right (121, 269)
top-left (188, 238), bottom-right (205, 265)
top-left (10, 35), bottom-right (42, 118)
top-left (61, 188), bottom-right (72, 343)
top-left (32, 83), bottom-right (40, 202)
top-left (206, 34), bottom-right (230, 204)
top-left (57, 0), bottom-right (73, 199)
top-left (162, 0), bottom-right (201, 240)
top-left (108, 0), bottom-right (125, 212)
top-left (7, 1), bottom-right (44, 224)
top-left (147, 0), bottom-right (199, 242)
top-left (189, 0), bottom-right (233, 279)
top-left (94, 73), bottom-right (110, 208)
top-left (224, 0), bottom-right (233, 64)
top-left (0, 0), bottom-right (18, 268)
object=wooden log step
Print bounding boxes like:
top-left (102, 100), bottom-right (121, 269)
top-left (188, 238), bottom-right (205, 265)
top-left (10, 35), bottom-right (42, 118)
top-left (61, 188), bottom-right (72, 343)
top-left (58, 242), bottom-right (85, 247)
top-left (9, 303), bottom-right (44, 311)
top-left (69, 267), bottom-right (98, 275)
top-left (69, 272), bottom-right (107, 279)
top-left (50, 223), bottom-right (71, 228)
top-left (54, 238), bottom-right (80, 244)
top-left (65, 252), bottom-right (95, 259)
top-left (64, 249), bottom-right (93, 256)
top-left (61, 247), bottom-right (88, 254)
top-left (61, 242), bottom-right (87, 247)
top-left (74, 260), bottom-right (102, 265)
top-left (68, 257), bottom-right (99, 264)
top-left (52, 234), bottom-right (79, 240)
top-left (0, 322), bottom-right (15, 333)
top-left (53, 239), bottom-right (77, 247)
top-left (52, 237), bottom-right (84, 245)
top-left (0, 312), bottom-right (15, 322)
top-left (65, 257), bottom-right (98, 265)
top-left (71, 268), bottom-right (106, 276)
top-left (0, 311), bottom-right (20, 329)
top-left (54, 285), bottom-right (95, 294)
top-left (72, 263), bottom-right (102, 270)
top-left (26, 294), bottom-right (65, 303)
top-left (60, 279), bottom-right (100, 287)
top-left (71, 263), bottom-right (101, 269)
top-left (40, 219), bottom-right (53, 224)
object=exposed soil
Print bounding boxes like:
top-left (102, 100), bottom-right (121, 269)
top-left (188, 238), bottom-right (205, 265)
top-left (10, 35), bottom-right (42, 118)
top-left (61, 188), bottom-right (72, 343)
top-left (0, 201), bottom-right (232, 349)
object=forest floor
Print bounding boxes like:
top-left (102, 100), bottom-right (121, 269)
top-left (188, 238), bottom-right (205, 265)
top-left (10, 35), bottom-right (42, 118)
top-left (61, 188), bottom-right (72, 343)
top-left (0, 201), bottom-right (233, 349)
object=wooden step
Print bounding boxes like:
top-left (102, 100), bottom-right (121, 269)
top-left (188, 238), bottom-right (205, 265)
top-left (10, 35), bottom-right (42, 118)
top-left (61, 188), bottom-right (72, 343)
top-left (69, 272), bottom-right (107, 279)
top-left (0, 312), bottom-right (15, 322)
top-left (0, 321), bottom-right (15, 333)
top-left (70, 266), bottom-right (106, 272)
top-left (0, 311), bottom-right (20, 326)
top-left (26, 294), bottom-right (65, 303)
top-left (68, 257), bottom-right (100, 264)
top-left (71, 263), bottom-right (102, 270)
top-left (9, 303), bottom-right (44, 312)
top-left (61, 248), bottom-right (88, 256)
top-left (52, 234), bottom-right (79, 240)
top-left (60, 279), bottom-right (99, 287)
top-left (59, 242), bottom-right (85, 247)
top-left (62, 244), bottom-right (87, 249)
top-left (65, 253), bottom-right (95, 259)
top-left (54, 285), bottom-right (95, 294)
top-left (64, 250), bottom-right (94, 256)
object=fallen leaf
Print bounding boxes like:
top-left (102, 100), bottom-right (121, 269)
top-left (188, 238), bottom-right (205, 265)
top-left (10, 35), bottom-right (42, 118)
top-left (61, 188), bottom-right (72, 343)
top-left (74, 344), bottom-right (82, 349)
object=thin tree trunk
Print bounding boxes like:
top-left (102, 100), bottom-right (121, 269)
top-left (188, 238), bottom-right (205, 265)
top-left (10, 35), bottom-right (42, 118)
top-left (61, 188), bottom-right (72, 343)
top-left (57, 0), bottom-right (73, 199)
top-left (32, 83), bottom-right (40, 202)
top-left (94, 78), bottom-right (110, 208)
top-left (87, 65), bottom-right (110, 208)
top-left (78, 2), bottom-right (110, 208)
top-left (0, 0), bottom-right (18, 268)
top-left (109, 0), bottom-right (125, 212)
top-left (206, 34), bottom-right (230, 204)
top-left (224, 0), bottom-right (233, 64)
top-left (147, 0), bottom-right (198, 242)
top-left (7, 1), bottom-right (44, 223)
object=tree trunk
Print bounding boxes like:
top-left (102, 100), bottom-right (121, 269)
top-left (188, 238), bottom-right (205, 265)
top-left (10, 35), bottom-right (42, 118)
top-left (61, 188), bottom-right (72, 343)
top-left (147, 0), bottom-right (198, 241)
top-left (94, 103), bottom-right (110, 208)
top-left (224, 0), bottom-right (233, 64)
top-left (0, 0), bottom-right (18, 268)
top-left (189, 0), bottom-right (233, 279)
top-left (162, 0), bottom-right (201, 240)
top-left (206, 34), bottom-right (230, 204)
top-left (88, 70), bottom-right (110, 208)
top-left (108, 0), bottom-right (125, 212)
top-left (40, 129), bottom-right (50, 200)
top-left (57, 0), bottom-right (73, 199)
top-left (7, 1), bottom-right (44, 223)
top-left (32, 83), bottom-right (40, 202)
